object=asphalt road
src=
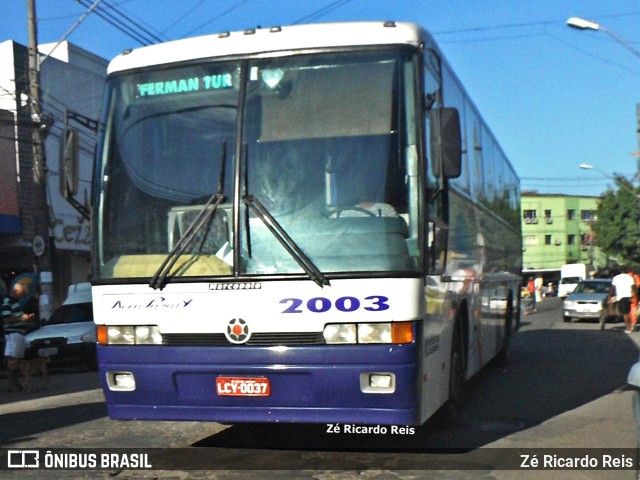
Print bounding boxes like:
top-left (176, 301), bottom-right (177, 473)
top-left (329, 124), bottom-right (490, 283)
top-left (1, 296), bottom-right (639, 479)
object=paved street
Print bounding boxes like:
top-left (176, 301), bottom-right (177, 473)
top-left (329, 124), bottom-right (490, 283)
top-left (1, 296), bottom-right (639, 479)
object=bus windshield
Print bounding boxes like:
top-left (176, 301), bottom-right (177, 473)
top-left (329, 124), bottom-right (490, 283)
top-left (95, 50), bottom-right (421, 281)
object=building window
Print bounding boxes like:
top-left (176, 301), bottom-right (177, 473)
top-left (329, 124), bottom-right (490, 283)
top-left (544, 210), bottom-right (552, 224)
top-left (523, 209), bottom-right (538, 224)
top-left (580, 232), bottom-right (594, 248)
top-left (567, 234), bottom-right (576, 245)
top-left (567, 209), bottom-right (576, 220)
top-left (524, 235), bottom-right (538, 246)
top-left (581, 209), bottom-right (596, 222)
top-left (545, 235), bottom-right (552, 245)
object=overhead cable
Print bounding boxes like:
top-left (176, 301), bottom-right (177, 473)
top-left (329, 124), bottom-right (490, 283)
top-left (293, 0), bottom-right (355, 25)
top-left (76, 0), bottom-right (158, 46)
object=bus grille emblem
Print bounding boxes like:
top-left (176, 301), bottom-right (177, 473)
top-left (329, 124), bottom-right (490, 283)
top-left (225, 318), bottom-right (251, 344)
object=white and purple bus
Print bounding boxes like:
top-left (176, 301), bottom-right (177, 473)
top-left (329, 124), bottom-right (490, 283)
top-left (89, 21), bottom-right (521, 425)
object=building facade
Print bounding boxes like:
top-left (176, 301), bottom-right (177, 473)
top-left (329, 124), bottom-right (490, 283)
top-left (521, 192), bottom-right (606, 277)
top-left (0, 40), bottom-right (106, 312)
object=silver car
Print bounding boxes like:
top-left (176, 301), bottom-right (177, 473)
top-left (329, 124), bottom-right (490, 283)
top-left (563, 279), bottom-right (613, 323)
top-left (24, 283), bottom-right (96, 370)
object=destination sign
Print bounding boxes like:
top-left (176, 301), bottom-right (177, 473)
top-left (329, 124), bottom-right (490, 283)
top-left (136, 73), bottom-right (233, 98)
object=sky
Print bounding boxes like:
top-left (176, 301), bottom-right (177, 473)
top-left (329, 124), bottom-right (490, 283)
top-left (2, 0), bottom-right (640, 197)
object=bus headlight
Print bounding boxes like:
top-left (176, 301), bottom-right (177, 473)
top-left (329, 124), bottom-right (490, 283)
top-left (97, 325), bottom-right (163, 345)
top-left (358, 323), bottom-right (391, 343)
top-left (108, 326), bottom-right (135, 345)
top-left (135, 326), bottom-right (163, 345)
top-left (323, 322), bottom-right (413, 344)
top-left (323, 324), bottom-right (357, 344)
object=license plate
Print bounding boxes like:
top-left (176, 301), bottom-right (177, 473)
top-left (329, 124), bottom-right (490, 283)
top-left (38, 347), bottom-right (58, 357)
top-left (216, 376), bottom-right (271, 397)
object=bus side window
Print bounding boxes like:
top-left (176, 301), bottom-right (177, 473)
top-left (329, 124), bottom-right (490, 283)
top-left (424, 51), bottom-right (447, 274)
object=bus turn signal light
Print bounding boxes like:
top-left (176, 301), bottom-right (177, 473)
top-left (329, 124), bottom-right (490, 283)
top-left (392, 322), bottom-right (413, 344)
top-left (97, 325), bottom-right (108, 345)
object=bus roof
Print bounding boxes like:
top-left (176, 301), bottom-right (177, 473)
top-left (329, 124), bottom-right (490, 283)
top-left (107, 21), bottom-right (427, 74)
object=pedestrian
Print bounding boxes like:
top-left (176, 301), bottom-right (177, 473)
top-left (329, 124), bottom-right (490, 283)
top-left (526, 276), bottom-right (536, 314)
top-left (612, 267), bottom-right (636, 333)
top-left (534, 276), bottom-right (543, 302)
top-left (2, 289), bottom-right (35, 392)
top-left (628, 268), bottom-right (640, 331)
top-left (12, 282), bottom-right (39, 333)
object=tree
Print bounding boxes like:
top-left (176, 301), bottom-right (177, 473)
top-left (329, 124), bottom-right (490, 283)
top-left (592, 176), bottom-right (640, 268)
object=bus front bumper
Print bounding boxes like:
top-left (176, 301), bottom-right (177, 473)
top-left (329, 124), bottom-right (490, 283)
top-left (97, 343), bottom-right (421, 425)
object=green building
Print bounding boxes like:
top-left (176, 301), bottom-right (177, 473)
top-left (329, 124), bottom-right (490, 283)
top-left (521, 193), bottom-right (607, 278)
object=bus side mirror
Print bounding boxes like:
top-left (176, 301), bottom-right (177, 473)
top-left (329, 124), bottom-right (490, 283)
top-left (60, 128), bottom-right (79, 198)
top-left (430, 107), bottom-right (462, 179)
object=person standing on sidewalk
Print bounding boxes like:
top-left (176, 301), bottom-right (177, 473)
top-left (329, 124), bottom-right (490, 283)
top-left (612, 268), bottom-right (636, 333)
top-left (525, 277), bottom-right (536, 314)
top-left (2, 290), bottom-right (35, 392)
top-left (628, 268), bottom-right (640, 331)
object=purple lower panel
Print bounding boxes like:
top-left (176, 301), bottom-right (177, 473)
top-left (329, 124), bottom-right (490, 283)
top-left (98, 343), bottom-right (420, 425)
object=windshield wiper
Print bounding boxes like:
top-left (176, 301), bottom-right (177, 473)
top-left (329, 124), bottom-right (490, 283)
top-left (243, 195), bottom-right (330, 288)
top-left (149, 142), bottom-right (228, 290)
top-left (149, 193), bottom-right (225, 290)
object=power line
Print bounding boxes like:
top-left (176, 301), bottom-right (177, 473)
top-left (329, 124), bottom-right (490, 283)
top-left (160, 0), bottom-right (208, 36)
top-left (178, 0), bottom-right (251, 39)
top-left (40, 0), bottom-right (105, 65)
top-left (433, 11), bottom-right (640, 36)
top-left (546, 31), bottom-right (640, 76)
top-left (434, 19), bottom-right (558, 35)
top-left (75, 0), bottom-right (161, 46)
top-left (293, 0), bottom-right (355, 25)
top-left (100, 0), bottom-right (166, 43)
top-left (520, 175), bottom-right (632, 181)
top-left (439, 32), bottom-right (545, 45)
top-left (40, 0), bottom-right (138, 21)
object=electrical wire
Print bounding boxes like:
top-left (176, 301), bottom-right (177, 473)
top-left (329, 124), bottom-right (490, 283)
top-left (433, 11), bottom-right (640, 36)
top-left (41, 0), bottom-right (138, 21)
top-left (546, 31), bottom-right (640, 76)
top-left (178, 0), bottom-right (251, 38)
top-left (293, 0), bottom-right (355, 25)
top-left (100, 0), bottom-right (166, 43)
top-left (160, 0), bottom-right (209, 36)
top-left (75, 0), bottom-right (158, 46)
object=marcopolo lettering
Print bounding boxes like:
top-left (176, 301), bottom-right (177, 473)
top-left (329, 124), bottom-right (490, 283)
top-left (210, 282), bottom-right (262, 291)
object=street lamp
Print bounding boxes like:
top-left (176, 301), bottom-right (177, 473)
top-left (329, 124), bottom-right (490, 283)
top-left (579, 163), bottom-right (615, 183)
top-left (566, 17), bottom-right (640, 60)
top-left (569, 18), bottom-right (640, 181)
top-left (579, 163), bottom-right (604, 174)
top-left (580, 163), bottom-right (639, 197)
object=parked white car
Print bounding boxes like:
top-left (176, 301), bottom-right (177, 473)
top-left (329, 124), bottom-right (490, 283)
top-left (24, 282), bottom-right (96, 369)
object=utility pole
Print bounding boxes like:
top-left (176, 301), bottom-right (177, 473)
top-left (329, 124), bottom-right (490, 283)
top-left (27, 0), bottom-right (54, 321)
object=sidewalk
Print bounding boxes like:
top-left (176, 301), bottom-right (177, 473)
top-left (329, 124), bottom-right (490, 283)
top-left (0, 368), bottom-right (101, 406)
